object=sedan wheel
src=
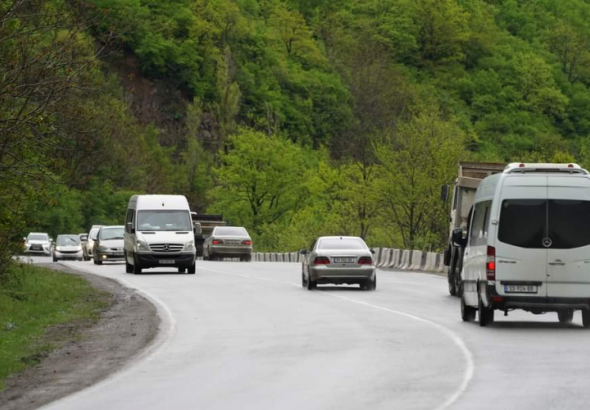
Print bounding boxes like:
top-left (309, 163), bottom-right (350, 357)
top-left (301, 270), bottom-right (308, 288)
top-left (558, 309), bottom-right (574, 324)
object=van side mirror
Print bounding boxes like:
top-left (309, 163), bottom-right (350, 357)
top-left (299, 249), bottom-right (307, 255)
top-left (451, 228), bottom-right (465, 247)
top-left (441, 184), bottom-right (449, 201)
top-left (126, 222), bottom-right (135, 234)
top-left (193, 222), bottom-right (202, 235)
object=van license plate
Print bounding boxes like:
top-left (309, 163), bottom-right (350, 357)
top-left (159, 260), bottom-right (175, 265)
top-left (505, 285), bottom-right (537, 293)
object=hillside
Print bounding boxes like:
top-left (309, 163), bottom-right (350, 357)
top-left (3, 0), bottom-right (590, 270)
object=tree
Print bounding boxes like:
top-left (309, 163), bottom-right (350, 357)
top-left (208, 129), bottom-right (310, 239)
top-left (375, 107), bottom-right (466, 250)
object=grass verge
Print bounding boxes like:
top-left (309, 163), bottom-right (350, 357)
top-left (0, 262), bottom-right (111, 391)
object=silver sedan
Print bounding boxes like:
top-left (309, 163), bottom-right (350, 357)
top-left (300, 236), bottom-right (376, 290)
top-left (203, 226), bottom-right (253, 261)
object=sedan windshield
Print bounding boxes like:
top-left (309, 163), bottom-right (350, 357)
top-left (57, 236), bottom-right (80, 246)
top-left (28, 234), bottom-right (48, 241)
top-left (137, 211), bottom-right (192, 231)
top-left (100, 227), bottom-right (125, 240)
top-left (318, 238), bottom-right (366, 250)
top-left (215, 227), bottom-right (248, 236)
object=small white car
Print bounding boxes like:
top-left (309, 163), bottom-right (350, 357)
top-left (24, 232), bottom-right (52, 256)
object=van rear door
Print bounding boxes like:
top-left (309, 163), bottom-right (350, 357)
top-left (546, 176), bottom-right (590, 298)
top-left (495, 176), bottom-right (548, 297)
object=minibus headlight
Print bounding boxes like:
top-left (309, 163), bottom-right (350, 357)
top-left (137, 240), bottom-right (151, 252)
top-left (184, 241), bottom-right (195, 252)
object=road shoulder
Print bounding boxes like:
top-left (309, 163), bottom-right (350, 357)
top-left (0, 263), bottom-right (160, 410)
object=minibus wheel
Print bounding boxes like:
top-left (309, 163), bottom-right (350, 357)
top-left (478, 296), bottom-right (494, 327)
top-left (461, 295), bottom-right (476, 322)
top-left (557, 310), bottom-right (574, 324)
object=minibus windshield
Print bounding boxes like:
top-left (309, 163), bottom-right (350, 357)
top-left (137, 210), bottom-right (192, 231)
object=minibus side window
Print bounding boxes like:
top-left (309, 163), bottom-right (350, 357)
top-left (469, 201), bottom-right (492, 247)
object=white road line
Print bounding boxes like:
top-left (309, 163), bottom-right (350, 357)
top-left (201, 264), bottom-right (475, 410)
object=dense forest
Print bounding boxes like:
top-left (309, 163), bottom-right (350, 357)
top-left (3, 0), bottom-right (590, 272)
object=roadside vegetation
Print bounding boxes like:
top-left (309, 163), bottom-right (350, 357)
top-left (4, 0), bottom-right (590, 275)
top-left (0, 263), bottom-right (110, 390)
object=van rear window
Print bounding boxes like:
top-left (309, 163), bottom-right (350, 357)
top-left (499, 199), bottom-right (590, 249)
top-left (548, 200), bottom-right (590, 249)
top-left (498, 199), bottom-right (546, 248)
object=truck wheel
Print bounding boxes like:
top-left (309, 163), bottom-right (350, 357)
top-left (448, 264), bottom-right (457, 296)
top-left (558, 310), bottom-right (574, 324)
top-left (461, 295), bottom-right (476, 322)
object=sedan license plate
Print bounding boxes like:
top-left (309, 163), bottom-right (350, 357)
top-left (159, 260), bottom-right (175, 265)
top-left (504, 285), bottom-right (537, 293)
top-left (333, 257), bottom-right (356, 263)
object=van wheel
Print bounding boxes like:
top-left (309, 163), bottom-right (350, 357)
top-left (582, 310), bottom-right (590, 328)
top-left (461, 295), bottom-right (476, 322)
top-left (558, 310), bottom-right (574, 324)
top-left (126, 261), bottom-right (133, 273)
top-left (187, 263), bottom-right (196, 274)
top-left (133, 255), bottom-right (142, 275)
top-left (178, 267), bottom-right (186, 273)
top-left (478, 297), bottom-right (494, 327)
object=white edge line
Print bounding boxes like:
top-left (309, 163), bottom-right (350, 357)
top-left (201, 264), bottom-right (475, 410)
top-left (39, 263), bottom-right (177, 410)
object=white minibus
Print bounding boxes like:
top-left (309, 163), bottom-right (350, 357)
top-left (458, 163), bottom-right (590, 327)
top-left (124, 195), bottom-right (197, 274)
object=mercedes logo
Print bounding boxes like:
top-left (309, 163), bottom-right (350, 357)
top-left (163, 244), bottom-right (169, 251)
top-left (542, 237), bottom-right (553, 248)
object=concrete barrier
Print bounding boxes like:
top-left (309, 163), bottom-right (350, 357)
top-left (378, 248), bottom-right (392, 268)
top-left (399, 250), bottom-right (411, 269)
top-left (389, 249), bottom-right (401, 269)
top-left (436, 253), bottom-right (446, 273)
top-left (424, 252), bottom-right (437, 272)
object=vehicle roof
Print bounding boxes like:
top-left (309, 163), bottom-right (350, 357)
top-left (99, 225), bottom-right (125, 229)
top-left (129, 195), bottom-right (190, 210)
top-left (57, 234), bottom-right (79, 237)
top-left (476, 164), bottom-right (590, 202)
top-left (28, 232), bottom-right (49, 235)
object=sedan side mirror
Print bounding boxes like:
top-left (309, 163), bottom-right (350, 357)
top-left (451, 228), bottom-right (466, 247)
top-left (299, 249), bottom-right (308, 255)
top-left (370, 248), bottom-right (376, 254)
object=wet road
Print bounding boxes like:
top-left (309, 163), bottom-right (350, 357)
top-left (25, 257), bottom-right (590, 410)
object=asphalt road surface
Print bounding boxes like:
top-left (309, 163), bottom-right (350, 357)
top-left (26, 257), bottom-right (590, 410)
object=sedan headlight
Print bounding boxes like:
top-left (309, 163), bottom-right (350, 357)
top-left (55, 246), bottom-right (62, 251)
top-left (137, 240), bottom-right (151, 252)
top-left (183, 240), bottom-right (195, 252)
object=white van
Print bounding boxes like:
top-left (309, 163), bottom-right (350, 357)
top-left (124, 195), bottom-right (197, 274)
top-left (458, 163), bottom-right (590, 327)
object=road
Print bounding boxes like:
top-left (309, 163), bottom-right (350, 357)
top-left (26, 257), bottom-right (590, 410)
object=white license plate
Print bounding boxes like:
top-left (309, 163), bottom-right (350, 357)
top-left (159, 260), bottom-right (175, 265)
top-left (333, 257), bottom-right (356, 263)
top-left (225, 240), bottom-right (240, 245)
top-left (505, 285), bottom-right (537, 293)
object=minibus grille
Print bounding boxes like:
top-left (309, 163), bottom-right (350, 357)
top-left (150, 243), bottom-right (183, 252)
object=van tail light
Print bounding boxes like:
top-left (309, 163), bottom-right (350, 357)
top-left (313, 257), bottom-right (330, 265)
top-left (242, 240), bottom-right (252, 245)
top-left (486, 246), bottom-right (496, 280)
top-left (358, 256), bottom-right (373, 265)
top-left (212, 239), bottom-right (223, 245)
